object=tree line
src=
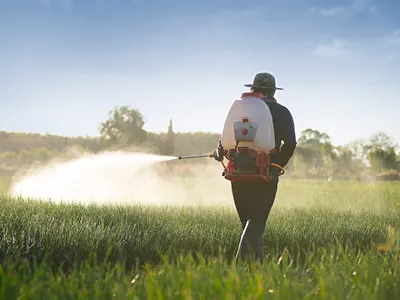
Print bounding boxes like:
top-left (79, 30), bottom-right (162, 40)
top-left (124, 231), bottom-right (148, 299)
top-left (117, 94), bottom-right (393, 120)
top-left (0, 106), bottom-right (399, 180)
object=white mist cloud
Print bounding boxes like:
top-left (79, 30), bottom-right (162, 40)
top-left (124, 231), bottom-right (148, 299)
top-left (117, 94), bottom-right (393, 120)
top-left (10, 151), bottom-right (233, 207)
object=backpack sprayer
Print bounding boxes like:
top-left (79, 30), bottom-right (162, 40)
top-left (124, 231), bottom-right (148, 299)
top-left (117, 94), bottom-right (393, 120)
top-left (176, 92), bottom-right (285, 183)
top-left (177, 149), bottom-right (284, 183)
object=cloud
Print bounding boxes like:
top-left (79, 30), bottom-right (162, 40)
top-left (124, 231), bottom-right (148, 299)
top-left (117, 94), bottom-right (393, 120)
top-left (313, 39), bottom-right (349, 58)
top-left (351, 0), bottom-right (377, 13)
top-left (310, 0), bottom-right (376, 16)
top-left (34, 0), bottom-right (123, 8)
top-left (317, 7), bottom-right (346, 16)
top-left (384, 29), bottom-right (400, 46)
top-left (37, 0), bottom-right (75, 9)
top-left (385, 52), bottom-right (398, 62)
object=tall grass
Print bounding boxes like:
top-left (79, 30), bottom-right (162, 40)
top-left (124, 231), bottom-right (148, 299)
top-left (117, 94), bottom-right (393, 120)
top-left (0, 179), bottom-right (399, 298)
top-left (1, 246), bottom-right (399, 299)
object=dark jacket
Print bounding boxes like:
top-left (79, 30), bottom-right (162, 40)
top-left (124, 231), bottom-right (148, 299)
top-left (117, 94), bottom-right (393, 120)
top-left (263, 97), bottom-right (297, 169)
top-left (217, 96), bottom-right (297, 171)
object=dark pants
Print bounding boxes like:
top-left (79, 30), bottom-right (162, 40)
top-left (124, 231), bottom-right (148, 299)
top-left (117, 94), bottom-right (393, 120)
top-left (231, 179), bottom-right (278, 263)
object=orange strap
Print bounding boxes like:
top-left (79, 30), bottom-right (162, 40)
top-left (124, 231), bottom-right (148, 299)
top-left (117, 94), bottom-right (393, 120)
top-left (270, 163), bottom-right (285, 176)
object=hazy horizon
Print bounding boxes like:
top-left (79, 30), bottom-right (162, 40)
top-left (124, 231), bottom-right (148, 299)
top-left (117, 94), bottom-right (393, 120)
top-left (1, 0), bottom-right (399, 147)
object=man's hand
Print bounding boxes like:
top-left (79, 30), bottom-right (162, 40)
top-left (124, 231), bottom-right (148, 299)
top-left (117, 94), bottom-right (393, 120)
top-left (212, 150), bottom-right (221, 162)
top-left (213, 137), bottom-right (225, 162)
top-left (213, 147), bottom-right (225, 162)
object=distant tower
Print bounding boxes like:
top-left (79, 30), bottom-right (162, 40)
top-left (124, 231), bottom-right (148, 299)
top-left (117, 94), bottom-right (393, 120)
top-left (165, 119), bottom-right (175, 155)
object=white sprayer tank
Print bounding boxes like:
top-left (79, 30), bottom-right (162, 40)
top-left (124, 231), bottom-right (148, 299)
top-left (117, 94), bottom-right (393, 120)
top-left (221, 92), bottom-right (275, 153)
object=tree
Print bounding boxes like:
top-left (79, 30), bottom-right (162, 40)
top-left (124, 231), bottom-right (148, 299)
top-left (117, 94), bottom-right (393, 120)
top-left (347, 139), bottom-right (369, 164)
top-left (99, 106), bottom-right (147, 147)
top-left (367, 131), bottom-right (396, 151)
top-left (364, 131), bottom-right (399, 172)
top-left (368, 147), bottom-right (398, 172)
top-left (295, 129), bottom-right (335, 177)
top-left (297, 128), bottom-right (331, 147)
top-left (333, 145), bottom-right (367, 179)
top-left (165, 119), bottom-right (175, 156)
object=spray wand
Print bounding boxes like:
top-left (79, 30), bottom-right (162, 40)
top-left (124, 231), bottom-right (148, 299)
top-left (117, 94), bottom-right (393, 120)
top-left (177, 153), bottom-right (215, 160)
top-left (177, 152), bottom-right (227, 172)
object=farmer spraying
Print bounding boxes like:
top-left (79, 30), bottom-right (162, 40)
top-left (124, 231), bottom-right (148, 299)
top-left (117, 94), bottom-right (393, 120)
top-left (213, 72), bottom-right (297, 263)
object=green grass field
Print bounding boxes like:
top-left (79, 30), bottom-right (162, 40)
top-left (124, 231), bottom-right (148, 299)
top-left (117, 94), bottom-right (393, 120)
top-left (1, 178), bottom-right (400, 299)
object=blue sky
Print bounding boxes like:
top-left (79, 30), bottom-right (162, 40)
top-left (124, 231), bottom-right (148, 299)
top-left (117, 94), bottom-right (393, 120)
top-left (1, 0), bottom-right (399, 146)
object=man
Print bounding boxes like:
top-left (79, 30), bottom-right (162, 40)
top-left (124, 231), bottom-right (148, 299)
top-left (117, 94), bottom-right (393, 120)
top-left (214, 72), bottom-right (297, 263)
